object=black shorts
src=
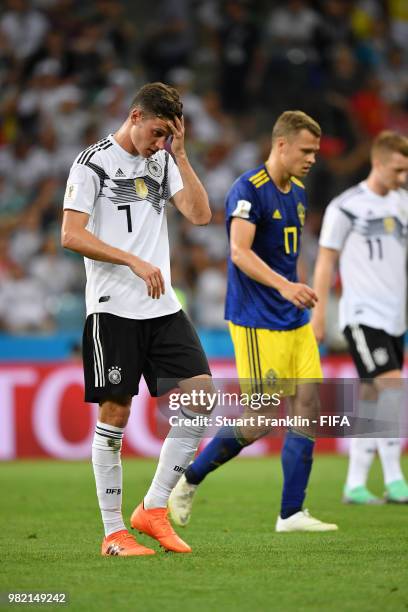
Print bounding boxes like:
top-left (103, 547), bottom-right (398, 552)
top-left (82, 310), bottom-right (211, 403)
top-left (343, 324), bottom-right (404, 379)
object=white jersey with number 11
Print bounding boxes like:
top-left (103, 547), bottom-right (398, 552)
top-left (319, 181), bottom-right (408, 336)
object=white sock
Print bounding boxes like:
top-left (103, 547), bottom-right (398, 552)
top-left (376, 387), bottom-right (403, 437)
top-left (376, 438), bottom-right (404, 485)
top-left (144, 409), bottom-right (207, 509)
top-left (346, 398), bottom-right (377, 490)
top-left (92, 420), bottom-right (126, 536)
top-left (345, 438), bottom-right (377, 490)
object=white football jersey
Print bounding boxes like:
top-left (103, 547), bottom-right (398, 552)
top-left (319, 181), bottom-right (408, 335)
top-left (63, 135), bottom-right (183, 319)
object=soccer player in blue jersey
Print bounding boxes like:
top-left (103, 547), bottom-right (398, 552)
top-left (169, 111), bottom-right (338, 532)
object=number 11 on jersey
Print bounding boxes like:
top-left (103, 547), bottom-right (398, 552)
top-left (366, 237), bottom-right (383, 260)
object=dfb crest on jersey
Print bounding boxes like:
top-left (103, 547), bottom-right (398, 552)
top-left (147, 160), bottom-right (162, 178)
top-left (297, 202), bottom-right (305, 226)
top-left (383, 217), bottom-right (395, 233)
top-left (135, 178), bottom-right (149, 199)
top-left (373, 348), bottom-right (389, 366)
top-left (108, 366), bottom-right (122, 384)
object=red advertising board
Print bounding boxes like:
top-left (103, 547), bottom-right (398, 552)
top-left (0, 358), bottom-right (405, 459)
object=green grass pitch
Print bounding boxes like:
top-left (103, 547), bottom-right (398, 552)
top-left (1, 456), bottom-right (408, 612)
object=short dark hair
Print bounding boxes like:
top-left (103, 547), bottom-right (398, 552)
top-left (272, 110), bottom-right (321, 142)
top-left (130, 82), bottom-right (183, 120)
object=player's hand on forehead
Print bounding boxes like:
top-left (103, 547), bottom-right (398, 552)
top-left (167, 116), bottom-right (184, 139)
top-left (166, 115), bottom-right (183, 133)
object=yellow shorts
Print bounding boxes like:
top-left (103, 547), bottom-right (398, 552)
top-left (228, 322), bottom-right (323, 397)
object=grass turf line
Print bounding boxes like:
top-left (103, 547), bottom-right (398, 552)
top-left (1, 456), bottom-right (408, 612)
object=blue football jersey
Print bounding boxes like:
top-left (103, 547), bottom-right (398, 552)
top-left (224, 164), bottom-right (309, 330)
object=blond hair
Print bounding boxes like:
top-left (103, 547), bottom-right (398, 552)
top-left (371, 130), bottom-right (408, 161)
top-left (272, 110), bottom-right (321, 143)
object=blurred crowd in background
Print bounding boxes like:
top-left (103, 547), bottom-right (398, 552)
top-left (0, 0), bottom-right (407, 348)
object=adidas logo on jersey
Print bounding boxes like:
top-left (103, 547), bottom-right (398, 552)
top-left (273, 209), bottom-right (282, 219)
top-left (115, 168), bottom-right (125, 177)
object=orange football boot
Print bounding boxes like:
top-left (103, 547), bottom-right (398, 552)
top-left (130, 503), bottom-right (192, 553)
top-left (101, 529), bottom-right (156, 556)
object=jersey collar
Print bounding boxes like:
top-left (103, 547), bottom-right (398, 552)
top-left (108, 134), bottom-right (144, 163)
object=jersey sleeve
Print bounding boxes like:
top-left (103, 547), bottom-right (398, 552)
top-left (63, 163), bottom-right (99, 215)
top-left (225, 178), bottom-right (262, 225)
top-left (167, 153), bottom-right (183, 199)
top-left (319, 201), bottom-right (352, 250)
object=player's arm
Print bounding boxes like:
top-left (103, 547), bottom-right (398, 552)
top-left (311, 199), bottom-right (351, 341)
top-left (61, 209), bottom-right (165, 299)
top-left (296, 252), bottom-right (308, 284)
top-left (168, 116), bottom-right (211, 226)
top-left (230, 218), bottom-right (317, 309)
top-left (310, 246), bottom-right (339, 343)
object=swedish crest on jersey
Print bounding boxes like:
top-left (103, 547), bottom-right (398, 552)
top-left (264, 368), bottom-right (278, 386)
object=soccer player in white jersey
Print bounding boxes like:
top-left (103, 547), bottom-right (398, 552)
top-left (61, 82), bottom-right (213, 556)
top-left (312, 131), bottom-right (408, 504)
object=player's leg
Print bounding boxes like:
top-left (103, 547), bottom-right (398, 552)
top-left (276, 381), bottom-right (337, 532)
top-left (181, 422), bottom-right (254, 486)
top-left (374, 370), bottom-right (408, 503)
top-left (276, 323), bottom-right (337, 531)
top-left (343, 325), bottom-right (407, 503)
top-left (131, 374), bottom-right (214, 551)
top-left (143, 374), bottom-right (214, 510)
top-left (131, 311), bottom-right (213, 551)
top-left (343, 382), bottom-right (382, 504)
top-left (168, 323), bottom-right (274, 526)
top-left (94, 398), bottom-right (129, 538)
top-left (342, 325), bottom-right (382, 502)
top-left (95, 398), bottom-right (155, 556)
top-left (169, 416), bottom-right (264, 526)
top-left (83, 313), bottom-right (155, 556)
